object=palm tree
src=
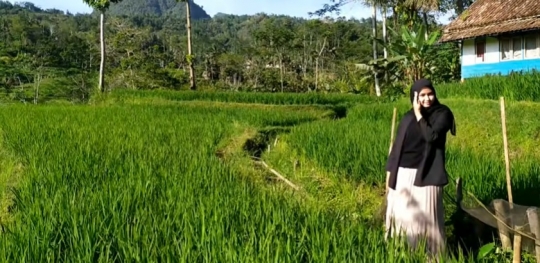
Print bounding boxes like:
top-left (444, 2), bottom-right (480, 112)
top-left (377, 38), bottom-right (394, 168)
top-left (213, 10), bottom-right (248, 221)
top-left (359, 0), bottom-right (393, 96)
top-left (82, 0), bottom-right (123, 92)
top-left (177, 0), bottom-right (196, 90)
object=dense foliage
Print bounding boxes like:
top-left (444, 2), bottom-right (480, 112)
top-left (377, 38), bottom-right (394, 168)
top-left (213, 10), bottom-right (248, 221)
top-left (0, 0), bottom-right (461, 103)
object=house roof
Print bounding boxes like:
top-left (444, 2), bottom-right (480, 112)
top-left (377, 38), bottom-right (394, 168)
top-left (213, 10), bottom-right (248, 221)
top-left (440, 0), bottom-right (540, 43)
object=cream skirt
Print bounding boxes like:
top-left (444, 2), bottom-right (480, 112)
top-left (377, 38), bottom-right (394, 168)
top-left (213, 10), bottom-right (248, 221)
top-left (385, 167), bottom-right (446, 256)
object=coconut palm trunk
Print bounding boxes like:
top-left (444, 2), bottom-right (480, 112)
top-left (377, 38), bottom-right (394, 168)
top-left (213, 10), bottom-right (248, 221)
top-left (99, 12), bottom-right (105, 92)
top-left (185, 0), bottom-right (196, 90)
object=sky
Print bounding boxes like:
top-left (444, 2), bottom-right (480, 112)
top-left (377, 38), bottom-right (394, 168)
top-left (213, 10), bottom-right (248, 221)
top-left (8, 0), bottom-right (453, 24)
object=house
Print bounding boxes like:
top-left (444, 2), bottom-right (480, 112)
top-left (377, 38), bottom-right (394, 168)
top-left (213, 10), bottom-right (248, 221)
top-left (440, 0), bottom-right (540, 79)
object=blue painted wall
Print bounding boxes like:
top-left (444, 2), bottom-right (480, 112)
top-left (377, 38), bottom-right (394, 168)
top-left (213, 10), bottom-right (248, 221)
top-left (462, 58), bottom-right (540, 78)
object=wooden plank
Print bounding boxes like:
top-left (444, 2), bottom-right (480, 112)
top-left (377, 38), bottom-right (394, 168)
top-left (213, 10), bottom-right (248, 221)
top-left (526, 207), bottom-right (540, 261)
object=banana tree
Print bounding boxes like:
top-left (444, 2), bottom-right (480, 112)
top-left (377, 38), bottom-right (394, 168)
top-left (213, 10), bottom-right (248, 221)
top-left (354, 55), bottom-right (405, 91)
top-left (378, 23), bottom-right (440, 83)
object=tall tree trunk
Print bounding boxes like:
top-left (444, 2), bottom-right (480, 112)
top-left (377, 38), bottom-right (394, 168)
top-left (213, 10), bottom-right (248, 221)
top-left (423, 11), bottom-right (429, 40)
top-left (279, 53), bottom-right (284, 92)
top-left (99, 12), bottom-right (105, 92)
top-left (382, 6), bottom-right (388, 83)
top-left (372, 4), bottom-right (381, 97)
top-left (315, 38), bottom-right (327, 92)
top-left (185, 0), bottom-right (196, 90)
top-left (315, 59), bottom-right (319, 91)
top-left (392, 6), bottom-right (398, 29)
top-left (302, 34), bottom-right (307, 79)
top-left (382, 7), bottom-right (388, 59)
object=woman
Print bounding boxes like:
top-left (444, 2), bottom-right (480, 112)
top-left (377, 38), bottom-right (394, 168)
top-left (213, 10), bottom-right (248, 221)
top-left (384, 79), bottom-right (456, 257)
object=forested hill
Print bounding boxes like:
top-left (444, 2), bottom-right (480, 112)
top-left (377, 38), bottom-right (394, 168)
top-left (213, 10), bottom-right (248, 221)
top-left (0, 0), bottom-right (460, 103)
top-left (106, 0), bottom-right (210, 19)
top-left (0, 0), bottom-right (210, 19)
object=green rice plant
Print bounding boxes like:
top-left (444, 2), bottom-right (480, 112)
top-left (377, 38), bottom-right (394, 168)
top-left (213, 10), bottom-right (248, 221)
top-left (281, 98), bottom-right (540, 204)
top-left (437, 70), bottom-right (540, 102)
top-left (108, 88), bottom-right (383, 107)
top-left (0, 86), bottom-right (534, 261)
top-left (269, 97), bottom-right (540, 261)
top-left (0, 102), bottom-right (463, 262)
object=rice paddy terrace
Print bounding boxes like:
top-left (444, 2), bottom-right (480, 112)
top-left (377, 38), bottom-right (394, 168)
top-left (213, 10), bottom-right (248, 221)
top-left (0, 77), bottom-right (539, 261)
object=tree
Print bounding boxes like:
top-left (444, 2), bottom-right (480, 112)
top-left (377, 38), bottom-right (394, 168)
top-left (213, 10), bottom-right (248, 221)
top-left (311, 0), bottom-right (388, 96)
top-left (439, 0), bottom-right (475, 18)
top-left (0, 2), bottom-right (461, 97)
top-left (82, 0), bottom-right (123, 92)
top-left (382, 23), bottom-right (441, 83)
top-left (177, 0), bottom-right (196, 90)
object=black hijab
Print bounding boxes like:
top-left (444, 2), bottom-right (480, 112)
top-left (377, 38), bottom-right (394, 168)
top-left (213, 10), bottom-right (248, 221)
top-left (409, 79), bottom-right (456, 136)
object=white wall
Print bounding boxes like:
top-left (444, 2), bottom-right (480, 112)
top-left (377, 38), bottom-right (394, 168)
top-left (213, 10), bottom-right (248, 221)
top-left (460, 32), bottom-right (540, 79)
top-left (461, 37), bottom-right (499, 66)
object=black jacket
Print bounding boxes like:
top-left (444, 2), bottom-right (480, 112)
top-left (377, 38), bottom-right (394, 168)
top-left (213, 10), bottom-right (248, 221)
top-left (386, 106), bottom-right (455, 189)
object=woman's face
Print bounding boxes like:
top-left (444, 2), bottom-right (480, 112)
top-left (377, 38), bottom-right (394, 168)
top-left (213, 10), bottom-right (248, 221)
top-left (418, 87), bottom-right (435, 108)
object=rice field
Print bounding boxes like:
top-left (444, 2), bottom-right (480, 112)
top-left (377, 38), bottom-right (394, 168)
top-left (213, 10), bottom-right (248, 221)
top-left (0, 85), bottom-right (537, 262)
top-left (436, 71), bottom-right (540, 102)
top-left (275, 98), bottom-right (540, 203)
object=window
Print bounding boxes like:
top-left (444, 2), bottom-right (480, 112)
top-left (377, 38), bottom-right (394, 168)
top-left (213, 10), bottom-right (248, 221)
top-left (500, 39), bottom-right (511, 60)
top-left (500, 37), bottom-right (523, 60)
top-left (476, 41), bottom-right (485, 62)
top-left (513, 38), bottom-right (522, 58)
top-left (525, 35), bottom-right (539, 58)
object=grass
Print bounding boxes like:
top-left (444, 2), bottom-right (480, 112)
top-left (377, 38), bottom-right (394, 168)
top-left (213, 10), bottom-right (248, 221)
top-left (109, 88), bottom-right (383, 107)
top-left (275, 98), bottom-right (540, 203)
top-left (259, 96), bottom-right (540, 261)
top-left (0, 87), bottom-right (537, 261)
top-left (0, 102), bottom-right (439, 261)
top-left (437, 70), bottom-right (540, 102)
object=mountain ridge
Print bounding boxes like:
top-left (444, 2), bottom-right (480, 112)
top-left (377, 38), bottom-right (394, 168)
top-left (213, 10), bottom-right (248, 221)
top-left (106, 0), bottom-right (210, 19)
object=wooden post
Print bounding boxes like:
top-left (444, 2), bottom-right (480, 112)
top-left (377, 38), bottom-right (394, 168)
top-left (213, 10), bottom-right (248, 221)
top-left (381, 107), bottom-right (398, 224)
top-left (455, 177), bottom-right (462, 205)
top-left (499, 97), bottom-right (515, 251)
top-left (513, 227), bottom-right (522, 263)
top-left (526, 207), bottom-right (540, 261)
top-left (389, 107), bottom-right (397, 155)
top-left (494, 199), bottom-right (512, 249)
top-left (500, 97), bottom-right (514, 206)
